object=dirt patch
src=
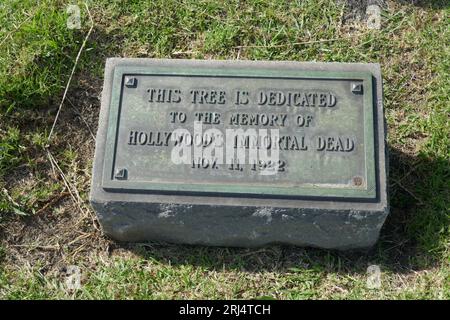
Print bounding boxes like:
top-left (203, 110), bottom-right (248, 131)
top-left (0, 72), bottom-right (110, 273)
top-left (338, 0), bottom-right (387, 22)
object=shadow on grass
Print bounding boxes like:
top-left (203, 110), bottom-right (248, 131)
top-left (118, 145), bottom-right (448, 275)
top-left (396, 0), bottom-right (449, 9)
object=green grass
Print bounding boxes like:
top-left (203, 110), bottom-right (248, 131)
top-left (0, 0), bottom-right (449, 299)
top-left (0, 0), bottom-right (83, 112)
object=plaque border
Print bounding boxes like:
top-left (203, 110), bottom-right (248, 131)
top-left (101, 66), bottom-right (376, 200)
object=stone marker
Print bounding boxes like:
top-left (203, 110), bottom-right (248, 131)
top-left (90, 58), bottom-right (389, 249)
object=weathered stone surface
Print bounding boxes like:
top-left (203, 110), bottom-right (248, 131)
top-left (90, 58), bottom-right (389, 249)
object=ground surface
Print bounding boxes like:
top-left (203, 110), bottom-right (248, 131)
top-left (0, 0), bottom-right (448, 299)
